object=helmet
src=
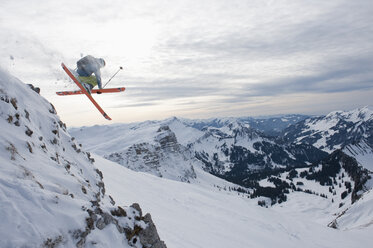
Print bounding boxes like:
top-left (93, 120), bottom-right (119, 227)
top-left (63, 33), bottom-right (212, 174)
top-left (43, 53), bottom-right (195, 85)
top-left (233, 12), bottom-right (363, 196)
top-left (99, 58), bottom-right (106, 67)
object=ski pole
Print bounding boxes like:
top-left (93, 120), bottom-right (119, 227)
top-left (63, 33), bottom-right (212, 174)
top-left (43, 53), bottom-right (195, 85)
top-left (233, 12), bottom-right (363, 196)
top-left (103, 66), bottom-right (123, 88)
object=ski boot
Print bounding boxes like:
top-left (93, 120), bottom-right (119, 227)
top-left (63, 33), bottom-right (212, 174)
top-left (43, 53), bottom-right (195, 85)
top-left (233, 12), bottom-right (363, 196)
top-left (82, 83), bottom-right (93, 94)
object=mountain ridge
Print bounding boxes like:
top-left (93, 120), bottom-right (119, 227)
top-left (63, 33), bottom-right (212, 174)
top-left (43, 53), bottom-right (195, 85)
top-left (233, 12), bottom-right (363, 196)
top-left (70, 107), bottom-right (372, 209)
top-left (282, 106), bottom-right (373, 153)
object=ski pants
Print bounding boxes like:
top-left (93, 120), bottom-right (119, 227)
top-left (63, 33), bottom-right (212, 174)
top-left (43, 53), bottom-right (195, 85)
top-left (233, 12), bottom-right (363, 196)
top-left (78, 76), bottom-right (98, 88)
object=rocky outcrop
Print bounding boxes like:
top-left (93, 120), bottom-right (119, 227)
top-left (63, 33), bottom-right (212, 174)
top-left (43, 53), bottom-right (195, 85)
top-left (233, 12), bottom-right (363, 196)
top-left (156, 126), bottom-right (179, 152)
top-left (139, 213), bottom-right (167, 248)
top-left (105, 125), bottom-right (197, 182)
top-left (75, 200), bottom-right (166, 248)
top-left (0, 67), bottom-right (167, 248)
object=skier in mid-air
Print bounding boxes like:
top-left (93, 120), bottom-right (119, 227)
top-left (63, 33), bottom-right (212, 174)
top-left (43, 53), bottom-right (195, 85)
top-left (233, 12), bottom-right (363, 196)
top-left (60, 58), bottom-right (125, 120)
top-left (76, 55), bottom-right (106, 94)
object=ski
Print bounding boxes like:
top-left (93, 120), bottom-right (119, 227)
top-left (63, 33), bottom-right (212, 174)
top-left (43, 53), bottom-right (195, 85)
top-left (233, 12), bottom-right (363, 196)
top-left (56, 87), bottom-right (125, 96)
top-left (61, 63), bottom-right (112, 120)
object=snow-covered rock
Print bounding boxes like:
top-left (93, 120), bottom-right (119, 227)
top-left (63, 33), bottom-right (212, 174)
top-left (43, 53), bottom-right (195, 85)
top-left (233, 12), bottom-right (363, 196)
top-left (0, 67), bottom-right (165, 248)
top-left (105, 125), bottom-right (198, 182)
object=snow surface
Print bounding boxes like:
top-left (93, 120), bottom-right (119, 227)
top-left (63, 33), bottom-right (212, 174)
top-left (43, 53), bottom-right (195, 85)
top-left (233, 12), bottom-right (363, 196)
top-left (333, 189), bottom-right (373, 230)
top-left (69, 120), bottom-right (186, 156)
top-left (344, 142), bottom-right (373, 172)
top-left (165, 117), bottom-right (205, 146)
top-left (0, 67), bottom-right (94, 247)
top-left (95, 155), bottom-right (372, 248)
top-left (0, 67), bottom-right (154, 248)
top-left (274, 168), bottom-right (356, 225)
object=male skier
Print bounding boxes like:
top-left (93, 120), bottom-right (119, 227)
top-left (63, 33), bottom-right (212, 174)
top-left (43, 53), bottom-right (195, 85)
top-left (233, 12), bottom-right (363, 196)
top-left (76, 55), bottom-right (106, 94)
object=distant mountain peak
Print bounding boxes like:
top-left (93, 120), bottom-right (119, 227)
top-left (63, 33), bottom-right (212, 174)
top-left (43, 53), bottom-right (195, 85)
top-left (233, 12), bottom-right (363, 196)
top-left (325, 106), bottom-right (373, 122)
top-left (282, 106), bottom-right (373, 154)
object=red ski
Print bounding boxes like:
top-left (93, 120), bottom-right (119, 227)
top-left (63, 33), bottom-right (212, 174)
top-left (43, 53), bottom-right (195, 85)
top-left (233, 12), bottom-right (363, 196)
top-left (61, 63), bottom-right (112, 120)
top-left (56, 87), bottom-right (125, 96)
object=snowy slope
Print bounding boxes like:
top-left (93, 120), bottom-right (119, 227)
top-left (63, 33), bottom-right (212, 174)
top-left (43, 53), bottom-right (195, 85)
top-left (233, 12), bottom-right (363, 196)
top-left (0, 67), bottom-right (165, 248)
top-left (94, 154), bottom-right (373, 248)
top-left (271, 167), bottom-right (357, 222)
top-left (329, 188), bottom-right (373, 230)
top-left (344, 141), bottom-right (373, 172)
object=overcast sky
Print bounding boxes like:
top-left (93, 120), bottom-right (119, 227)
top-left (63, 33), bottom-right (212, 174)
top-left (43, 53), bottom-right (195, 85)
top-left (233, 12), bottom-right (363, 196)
top-left (1, 0), bottom-right (372, 126)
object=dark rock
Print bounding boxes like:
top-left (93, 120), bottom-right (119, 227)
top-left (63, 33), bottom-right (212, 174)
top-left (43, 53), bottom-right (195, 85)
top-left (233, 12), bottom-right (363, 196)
top-left (10, 98), bottom-right (17, 109)
top-left (130, 203), bottom-right (142, 217)
top-left (27, 84), bottom-right (40, 94)
top-left (108, 195), bottom-right (115, 205)
top-left (139, 213), bottom-right (167, 248)
top-left (25, 126), bottom-right (33, 137)
top-left (111, 206), bottom-right (127, 217)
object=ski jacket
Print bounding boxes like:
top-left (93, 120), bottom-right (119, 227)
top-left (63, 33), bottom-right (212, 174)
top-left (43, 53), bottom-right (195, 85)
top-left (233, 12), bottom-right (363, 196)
top-left (76, 55), bottom-right (105, 89)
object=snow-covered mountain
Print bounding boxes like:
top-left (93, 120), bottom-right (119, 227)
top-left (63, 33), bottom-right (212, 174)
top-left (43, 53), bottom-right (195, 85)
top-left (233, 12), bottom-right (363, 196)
top-left (253, 149), bottom-right (371, 206)
top-left (282, 106), bottom-right (373, 153)
top-left (106, 125), bottom-right (198, 182)
top-left (178, 114), bottom-right (309, 136)
top-left (69, 119), bottom-right (203, 183)
top-left (70, 117), bottom-right (327, 185)
top-left (0, 67), bottom-right (165, 248)
top-left (188, 120), bottom-right (327, 179)
top-left (281, 107), bottom-right (373, 183)
top-left (70, 108), bottom-right (373, 206)
top-left (242, 114), bottom-right (310, 136)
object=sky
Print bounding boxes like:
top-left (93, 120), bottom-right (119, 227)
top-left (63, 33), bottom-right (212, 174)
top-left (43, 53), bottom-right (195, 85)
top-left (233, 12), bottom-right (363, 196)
top-left (0, 0), bottom-right (373, 126)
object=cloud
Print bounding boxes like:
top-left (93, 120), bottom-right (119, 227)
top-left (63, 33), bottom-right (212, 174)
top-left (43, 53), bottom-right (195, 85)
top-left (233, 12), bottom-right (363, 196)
top-left (109, 102), bottom-right (157, 108)
top-left (241, 55), bottom-right (373, 96)
top-left (1, 0), bottom-right (373, 125)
